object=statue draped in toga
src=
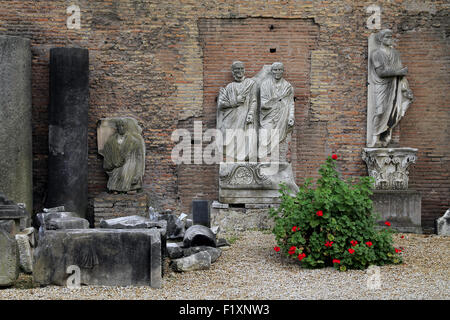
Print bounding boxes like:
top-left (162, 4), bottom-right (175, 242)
top-left (217, 61), bottom-right (258, 161)
top-left (368, 29), bottom-right (413, 147)
top-left (102, 119), bottom-right (145, 192)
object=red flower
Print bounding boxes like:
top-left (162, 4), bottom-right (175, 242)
top-left (365, 241), bottom-right (373, 247)
top-left (298, 253), bottom-right (306, 261)
top-left (292, 226), bottom-right (299, 232)
top-left (332, 154), bottom-right (338, 160)
top-left (274, 246), bottom-right (281, 252)
top-left (348, 248), bottom-right (355, 254)
top-left (400, 235), bottom-right (405, 239)
top-left (395, 248), bottom-right (402, 253)
top-left (316, 210), bottom-right (323, 217)
top-left (385, 221), bottom-right (391, 227)
top-left (350, 240), bottom-right (358, 246)
top-left (332, 259), bottom-right (341, 264)
top-left (324, 241), bottom-right (334, 248)
top-left (288, 246), bottom-right (297, 255)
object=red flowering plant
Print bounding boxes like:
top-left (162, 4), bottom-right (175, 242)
top-left (270, 155), bottom-right (402, 271)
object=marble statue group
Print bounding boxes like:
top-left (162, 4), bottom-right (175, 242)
top-left (217, 61), bottom-right (294, 163)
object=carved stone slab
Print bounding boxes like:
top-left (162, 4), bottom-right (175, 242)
top-left (218, 162), bottom-right (298, 204)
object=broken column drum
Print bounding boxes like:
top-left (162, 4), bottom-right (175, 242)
top-left (46, 47), bottom-right (89, 218)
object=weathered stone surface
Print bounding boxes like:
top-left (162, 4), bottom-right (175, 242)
top-left (192, 200), bottom-right (210, 228)
top-left (166, 242), bottom-right (183, 259)
top-left (0, 229), bottom-right (19, 286)
top-left (183, 225), bottom-right (216, 248)
top-left (211, 207), bottom-right (275, 233)
top-left (99, 215), bottom-right (165, 229)
top-left (47, 217), bottom-right (89, 230)
top-left (43, 206), bottom-right (65, 213)
top-left (183, 246), bottom-right (221, 263)
top-left (15, 233), bottom-right (33, 273)
top-left (362, 148), bottom-right (418, 190)
top-left (0, 35), bottom-right (33, 214)
top-left (0, 220), bottom-right (16, 235)
top-left (158, 213), bottom-right (185, 239)
top-left (367, 30), bottom-right (413, 148)
top-left (185, 219), bottom-right (193, 229)
top-left (219, 162), bottom-right (298, 204)
top-left (0, 193), bottom-right (29, 230)
top-left (46, 47), bottom-right (89, 219)
top-left (371, 190), bottom-right (421, 233)
top-left (33, 229), bottom-right (162, 287)
top-left (170, 251), bottom-right (211, 272)
top-left (97, 117), bottom-right (145, 192)
top-left (437, 209), bottom-right (450, 236)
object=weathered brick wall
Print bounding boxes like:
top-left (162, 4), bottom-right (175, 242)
top-left (0, 0), bottom-right (448, 230)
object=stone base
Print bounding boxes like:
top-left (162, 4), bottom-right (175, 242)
top-left (371, 190), bottom-right (421, 233)
top-left (93, 192), bottom-right (149, 227)
top-left (218, 162), bottom-right (298, 204)
top-left (211, 205), bottom-right (276, 233)
top-left (33, 229), bottom-right (162, 288)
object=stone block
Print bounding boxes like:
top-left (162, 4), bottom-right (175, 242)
top-left (33, 229), bottom-right (162, 288)
top-left (15, 233), bottom-right (33, 273)
top-left (182, 246), bottom-right (221, 263)
top-left (371, 190), bottom-right (421, 233)
top-left (99, 215), bottom-right (165, 229)
top-left (47, 217), bottom-right (90, 230)
top-left (211, 207), bottom-right (275, 233)
top-left (170, 251), bottom-right (211, 272)
top-left (157, 213), bottom-right (185, 239)
top-left (166, 242), bottom-right (183, 259)
top-left (192, 200), bottom-right (210, 228)
top-left (0, 229), bottom-right (19, 286)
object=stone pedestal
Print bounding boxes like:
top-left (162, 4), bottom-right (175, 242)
top-left (0, 35), bottom-right (33, 213)
top-left (218, 162), bottom-right (298, 204)
top-left (46, 47), bottom-right (89, 218)
top-left (93, 192), bottom-right (149, 227)
top-left (371, 190), bottom-right (421, 233)
top-left (211, 204), bottom-right (276, 234)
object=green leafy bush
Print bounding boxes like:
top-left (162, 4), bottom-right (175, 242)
top-left (270, 155), bottom-right (402, 271)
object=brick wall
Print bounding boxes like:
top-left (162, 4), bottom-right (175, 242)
top-left (0, 0), bottom-right (448, 230)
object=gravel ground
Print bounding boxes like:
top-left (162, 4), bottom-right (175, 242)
top-left (0, 231), bottom-right (448, 300)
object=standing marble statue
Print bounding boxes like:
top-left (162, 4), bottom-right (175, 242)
top-left (367, 29), bottom-right (413, 147)
top-left (217, 61), bottom-right (257, 161)
top-left (100, 118), bottom-right (145, 192)
top-left (259, 62), bottom-right (295, 161)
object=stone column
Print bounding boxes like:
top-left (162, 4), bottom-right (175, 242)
top-left (46, 47), bottom-right (89, 218)
top-left (0, 35), bottom-right (33, 214)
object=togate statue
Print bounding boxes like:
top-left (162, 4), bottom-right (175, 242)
top-left (259, 62), bottom-right (295, 161)
top-left (367, 29), bottom-right (413, 148)
top-left (97, 117), bottom-right (145, 192)
top-left (217, 61), bottom-right (258, 161)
